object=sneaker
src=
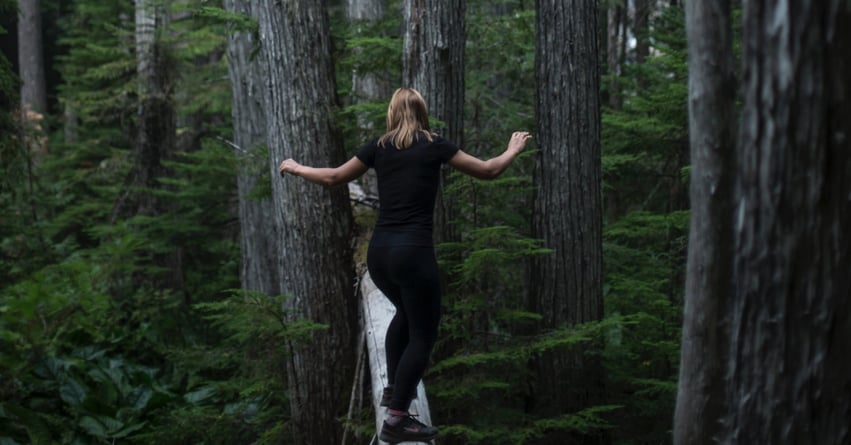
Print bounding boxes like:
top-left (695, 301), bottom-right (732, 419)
top-left (380, 386), bottom-right (418, 407)
top-left (378, 414), bottom-right (438, 443)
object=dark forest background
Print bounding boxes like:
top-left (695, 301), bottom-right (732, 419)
top-left (2, 1), bottom-right (849, 445)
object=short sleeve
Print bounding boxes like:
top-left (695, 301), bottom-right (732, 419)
top-left (434, 137), bottom-right (460, 163)
top-left (355, 139), bottom-right (378, 167)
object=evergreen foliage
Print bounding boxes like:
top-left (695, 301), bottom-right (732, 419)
top-left (0, 0), bottom-right (18, 167)
top-left (1, 1), bottom-right (693, 444)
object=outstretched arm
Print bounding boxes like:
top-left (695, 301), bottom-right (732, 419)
top-left (448, 131), bottom-right (531, 179)
top-left (278, 156), bottom-right (369, 187)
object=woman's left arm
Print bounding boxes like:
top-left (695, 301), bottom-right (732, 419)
top-left (278, 156), bottom-right (368, 187)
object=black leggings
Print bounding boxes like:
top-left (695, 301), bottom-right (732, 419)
top-left (367, 242), bottom-right (442, 412)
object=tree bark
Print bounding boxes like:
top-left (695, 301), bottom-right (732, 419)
top-left (18, 0), bottom-right (47, 115)
top-left (402, 0), bottom-right (465, 245)
top-left (224, 0), bottom-right (280, 297)
top-left (722, 1), bottom-right (851, 443)
top-left (530, 0), bottom-right (604, 442)
top-left (673, 0), bottom-right (736, 443)
top-left (253, 1), bottom-right (358, 443)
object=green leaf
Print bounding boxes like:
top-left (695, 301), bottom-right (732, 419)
top-left (59, 378), bottom-right (87, 407)
top-left (184, 385), bottom-right (218, 405)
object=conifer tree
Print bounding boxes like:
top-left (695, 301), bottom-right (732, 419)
top-left (677, 1), bottom-right (851, 443)
top-left (252, 1), bottom-right (357, 443)
top-left (531, 0), bottom-right (605, 442)
top-left (224, 0), bottom-right (280, 296)
top-left (402, 0), bottom-right (466, 245)
top-left (18, 0), bottom-right (47, 114)
top-left (674, 0), bottom-right (736, 443)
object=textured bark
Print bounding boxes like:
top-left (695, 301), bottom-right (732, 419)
top-left (722, 1), bottom-right (851, 443)
top-left (402, 0), bottom-right (465, 245)
top-left (530, 0), bottom-right (604, 441)
top-left (253, 1), bottom-right (358, 443)
top-left (532, 0), bottom-right (603, 337)
top-left (18, 0), bottom-right (47, 114)
top-left (673, 0), bottom-right (736, 443)
top-left (224, 0), bottom-right (280, 296)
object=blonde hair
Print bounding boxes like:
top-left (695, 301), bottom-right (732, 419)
top-left (378, 87), bottom-right (434, 149)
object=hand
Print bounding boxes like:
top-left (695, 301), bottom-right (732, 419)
top-left (508, 131), bottom-right (532, 154)
top-left (278, 159), bottom-right (301, 177)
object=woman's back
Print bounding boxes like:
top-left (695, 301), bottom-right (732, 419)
top-left (356, 134), bottom-right (458, 246)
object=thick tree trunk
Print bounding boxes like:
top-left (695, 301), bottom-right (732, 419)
top-left (531, 0), bottom-right (604, 442)
top-left (722, 1), bottom-right (851, 443)
top-left (224, 0), bottom-right (280, 297)
top-left (402, 0), bottom-right (465, 245)
top-left (253, 1), bottom-right (358, 443)
top-left (673, 0), bottom-right (736, 443)
top-left (18, 0), bottom-right (47, 115)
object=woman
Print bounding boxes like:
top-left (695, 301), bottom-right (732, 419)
top-left (279, 87), bottom-right (530, 443)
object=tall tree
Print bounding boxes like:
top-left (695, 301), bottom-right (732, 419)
top-left (18, 0), bottom-right (47, 114)
top-left (723, 0), bottom-right (851, 442)
top-left (676, 1), bottom-right (851, 443)
top-left (110, 0), bottom-right (183, 291)
top-left (348, 0), bottom-right (389, 104)
top-left (402, 0), bottom-right (465, 244)
top-left (224, 0), bottom-right (279, 296)
top-left (633, 0), bottom-right (651, 63)
top-left (346, 0), bottom-right (389, 197)
top-left (605, 1), bottom-right (625, 109)
top-left (673, 0), bottom-right (736, 443)
top-left (530, 0), bottom-right (604, 441)
top-left (252, 1), bottom-right (358, 443)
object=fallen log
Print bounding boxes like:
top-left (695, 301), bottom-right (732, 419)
top-left (360, 271), bottom-right (434, 445)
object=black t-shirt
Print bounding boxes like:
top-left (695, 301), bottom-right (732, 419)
top-left (356, 134), bottom-right (459, 247)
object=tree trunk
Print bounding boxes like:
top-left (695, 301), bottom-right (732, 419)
top-left (347, 0), bottom-right (389, 109)
top-left (347, 0), bottom-right (389, 198)
top-left (722, 1), bottom-right (851, 443)
top-left (253, 1), bottom-right (358, 443)
top-left (673, 0), bottom-right (736, 443)
top-left (111, 0), bottom-right (183, 291)
top-left (18, 0), bottom-right (47, 115)
top-left (606, 3), bottom-right (624, 109)
top-left (633, 0), bottom-right (651, 64)
top-left (128, 0), bottom-right (176, 217)
top-left (224, 0), bottom-right (280, 297)
top-left (530, 0), bottom-right (604, 442)
top-left (402, 0), bottom-right (465, 245)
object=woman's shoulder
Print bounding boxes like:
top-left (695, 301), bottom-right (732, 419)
top-left (424, 133), bottom-right (455, 146)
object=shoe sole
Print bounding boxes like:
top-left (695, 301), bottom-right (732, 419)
top-left (378, 431), bottom-right (437, 443)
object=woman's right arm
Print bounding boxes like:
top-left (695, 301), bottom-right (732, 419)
top-left (448, 131), bottom-right (531, 180)
top-left (279, 156), bottom-right (368, 187)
